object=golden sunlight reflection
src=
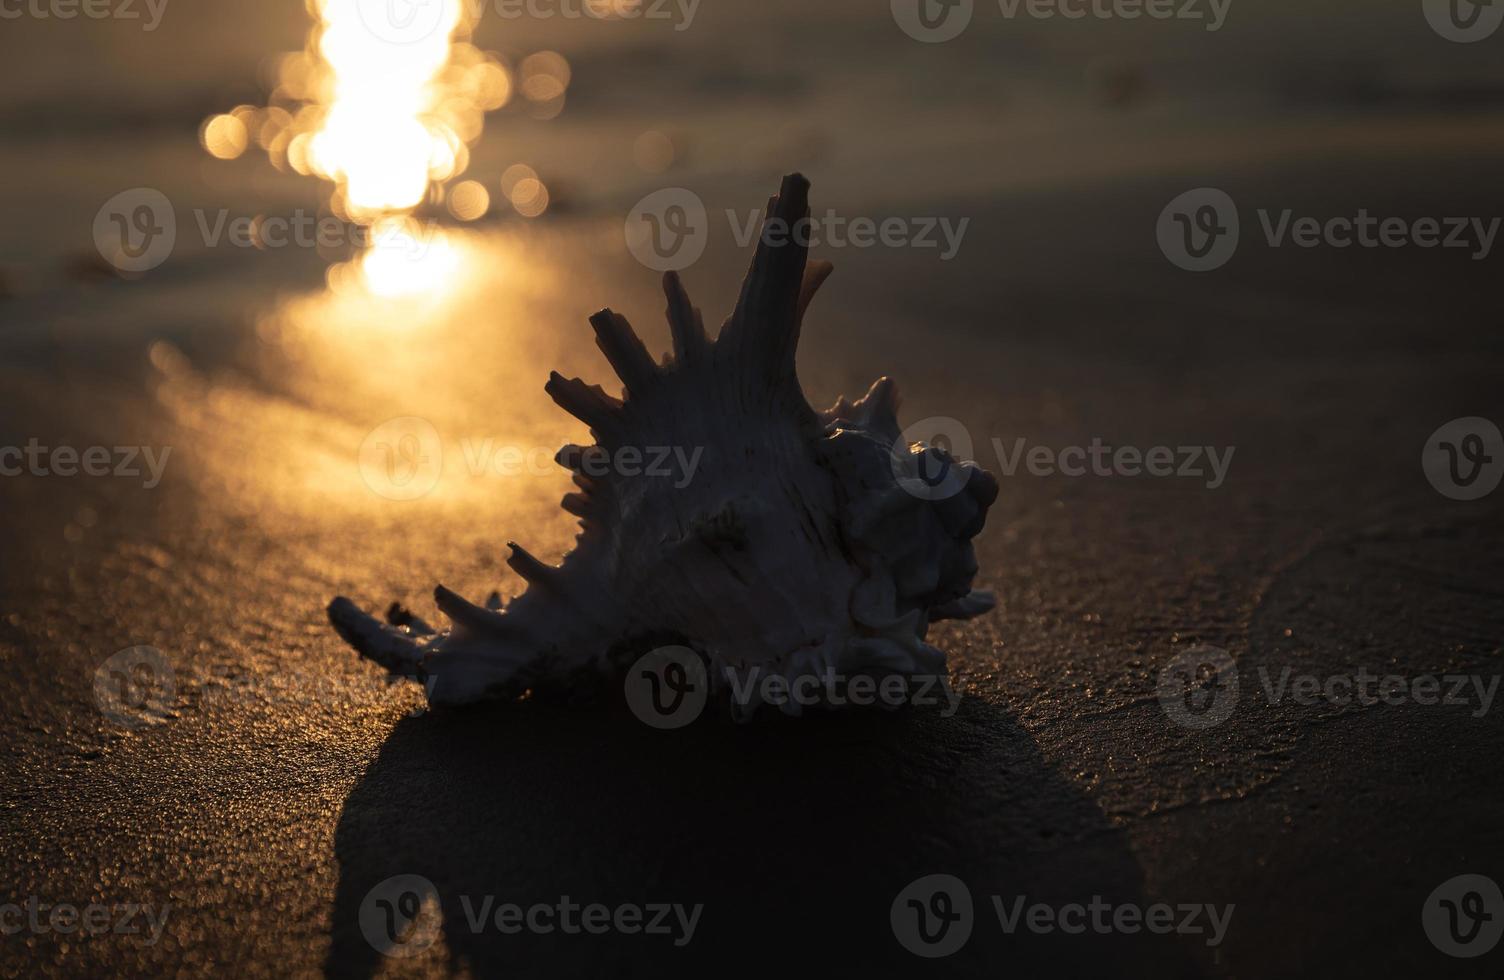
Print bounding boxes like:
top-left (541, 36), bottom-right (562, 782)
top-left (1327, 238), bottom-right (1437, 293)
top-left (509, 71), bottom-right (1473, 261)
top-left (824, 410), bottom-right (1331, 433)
top-left (200, 112), bottom-right (249, 160)
top-left (198, 0), bottom-right (581, 312)
top-left (447, 180), bottom-right (491, 221)
top-left (519, 50), bottom-right (571, 119)
top-left (148, 233), bottom-right (596, 530)
top-left (350, 217), bottom-right (463, 299)
top-left (310, 0), bottom-right (467, 217)
top-left (500, 163), bottom-right (550, 218)
top-left (510, 178), bottom-right (550, 218)
top-left (165, 1), bottom-right (596, 586)
top-left (206, 0), bottom-right (523, 240)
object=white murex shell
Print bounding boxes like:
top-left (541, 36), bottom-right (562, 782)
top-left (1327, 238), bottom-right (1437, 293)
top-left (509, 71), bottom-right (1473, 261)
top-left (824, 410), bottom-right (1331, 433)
top-left (328, 175), bottom-right (998, 718)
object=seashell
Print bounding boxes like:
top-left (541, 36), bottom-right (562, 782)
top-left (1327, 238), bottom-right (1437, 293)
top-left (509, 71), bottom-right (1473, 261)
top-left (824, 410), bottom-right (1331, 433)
top-left (328, 174), bottom-right (998, 717)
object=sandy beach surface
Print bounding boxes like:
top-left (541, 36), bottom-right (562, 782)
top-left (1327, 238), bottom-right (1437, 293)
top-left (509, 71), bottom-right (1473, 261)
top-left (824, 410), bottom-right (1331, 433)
top-left (3, 1), bottom-right (1504, 976)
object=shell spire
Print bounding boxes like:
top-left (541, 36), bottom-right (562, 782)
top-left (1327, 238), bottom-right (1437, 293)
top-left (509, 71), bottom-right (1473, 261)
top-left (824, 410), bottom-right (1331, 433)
top-left (721, 174), bottom-right (812, 384)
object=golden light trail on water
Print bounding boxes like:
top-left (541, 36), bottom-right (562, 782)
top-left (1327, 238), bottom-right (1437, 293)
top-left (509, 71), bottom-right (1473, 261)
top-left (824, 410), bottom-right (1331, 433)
top-left (312, 0), bottom-right (472, 297)
top-left (311, 0), bottom-right (463, 219)
top-left (206, 0), bottom-right (520, 298)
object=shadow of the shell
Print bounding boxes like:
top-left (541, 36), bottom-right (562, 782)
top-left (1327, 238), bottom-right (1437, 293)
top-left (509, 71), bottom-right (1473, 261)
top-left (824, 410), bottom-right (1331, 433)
top-left (325, 700), bottom-right (1211, 979)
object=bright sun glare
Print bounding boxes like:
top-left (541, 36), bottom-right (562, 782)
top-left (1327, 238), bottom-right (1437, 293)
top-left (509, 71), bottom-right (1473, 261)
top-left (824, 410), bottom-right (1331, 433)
top-left (311, 0), bottom-right (465, 218)
top-left (203, 0), bottom-right (537, 300)
top-left (357, 216), bottom-right (463, 298)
